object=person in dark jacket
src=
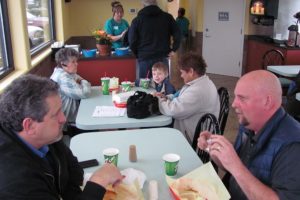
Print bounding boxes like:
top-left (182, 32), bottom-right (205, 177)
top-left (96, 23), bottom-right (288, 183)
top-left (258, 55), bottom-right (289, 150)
top-left (128, 0), bottom-right (181, 79)
top-left (0, 74), bottom-right (123, 200)
top-left (197, 70), bottom-right (300, 200)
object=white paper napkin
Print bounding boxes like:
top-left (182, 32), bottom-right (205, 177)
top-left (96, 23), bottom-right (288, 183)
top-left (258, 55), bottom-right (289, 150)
top-left (92, 106), bottom-right (126, 117)
top-left (121, 168), bottom-right (147, 189)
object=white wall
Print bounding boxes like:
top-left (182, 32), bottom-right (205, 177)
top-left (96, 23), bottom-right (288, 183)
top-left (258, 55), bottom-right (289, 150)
top-left (274, 0), bottom-right (300, 40)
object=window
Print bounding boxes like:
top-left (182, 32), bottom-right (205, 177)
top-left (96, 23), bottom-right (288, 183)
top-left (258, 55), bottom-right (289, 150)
top-left (26, 0), bottom-right (55, 54)
top-left (0, 0), bottom-right (14, 79)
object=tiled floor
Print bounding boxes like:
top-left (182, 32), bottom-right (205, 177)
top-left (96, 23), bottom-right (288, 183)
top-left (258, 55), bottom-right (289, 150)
top-left (169, 53), bottom-right (240, 143)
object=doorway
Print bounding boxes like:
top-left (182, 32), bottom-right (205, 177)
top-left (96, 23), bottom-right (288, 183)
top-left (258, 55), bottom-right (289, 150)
top-left (203, 0), bottom-right (245, 77)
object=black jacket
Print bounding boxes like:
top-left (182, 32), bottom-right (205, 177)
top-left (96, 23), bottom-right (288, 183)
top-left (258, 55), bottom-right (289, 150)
top-left (0, 126), bottom-right (105, 200)
top-left (128, 5), bottom-right (181, 60)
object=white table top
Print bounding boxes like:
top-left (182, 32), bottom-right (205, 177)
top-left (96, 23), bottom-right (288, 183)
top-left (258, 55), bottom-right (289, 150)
top-left (70, 128), bottom-right (203, 199)
top-left (267, 65), bottom-right (300, 77)
top-left (75, 87), bottom-right (172, 130)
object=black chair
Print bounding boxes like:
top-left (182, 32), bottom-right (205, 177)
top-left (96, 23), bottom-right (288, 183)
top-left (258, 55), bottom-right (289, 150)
top-left (192, 113), bottom-right (220, 163)
top-left (218, 87), bottom-right (230, 135)
top-left (262, 49), bottom-right (292, 95)
top-left (262, 49), bottom-right (285, 69)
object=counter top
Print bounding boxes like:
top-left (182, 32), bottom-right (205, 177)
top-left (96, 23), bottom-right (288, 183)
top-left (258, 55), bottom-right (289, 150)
top-left (248, 35), bottom-right (300, 50)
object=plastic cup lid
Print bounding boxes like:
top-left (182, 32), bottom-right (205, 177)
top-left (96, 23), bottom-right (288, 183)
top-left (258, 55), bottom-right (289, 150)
top-left (103, 148), bottom-right (119, 156)
top-left (162, 153), bottom-right (180, 162)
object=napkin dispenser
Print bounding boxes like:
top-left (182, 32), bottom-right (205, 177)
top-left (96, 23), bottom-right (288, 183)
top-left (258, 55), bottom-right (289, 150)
top-left (64, 44), bottom-right (81, 52)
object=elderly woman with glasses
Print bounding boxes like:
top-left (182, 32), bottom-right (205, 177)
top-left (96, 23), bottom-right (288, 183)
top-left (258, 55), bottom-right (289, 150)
top-left (104, 1), bottom-right (129, 49)
top-left (50, 48), bottom-right (91, 135)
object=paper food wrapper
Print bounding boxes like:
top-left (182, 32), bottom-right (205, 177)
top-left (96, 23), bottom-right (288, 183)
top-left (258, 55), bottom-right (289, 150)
top-left (103, 179), bottom-right (144, 200)
top-left (166, 162), bottom-right (230, 200)
top-left (103, 168), bottom-right (146, 200)
top-left (121, 168), bottom-right (147, 189)
top-left (112, 91), bottom-right (135, 103)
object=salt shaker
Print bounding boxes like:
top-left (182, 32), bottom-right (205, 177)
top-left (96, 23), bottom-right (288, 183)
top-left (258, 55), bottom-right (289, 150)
top-left (129, 145), bottom-right (137, 162)
top-left (149, 180), bottom-right (158, 200)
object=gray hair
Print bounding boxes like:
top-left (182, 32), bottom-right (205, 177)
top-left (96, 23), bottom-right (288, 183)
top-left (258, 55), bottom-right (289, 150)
top-left (0, 74), bottom-right (59, 132)
top-left (141, 0), bottom-right (157, 6)
top-left (55, 48), bottom-right (79, 68)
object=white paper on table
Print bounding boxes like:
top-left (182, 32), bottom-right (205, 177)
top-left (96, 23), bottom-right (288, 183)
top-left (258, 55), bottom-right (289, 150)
top-left (121, 168), bottom-right (147, 189)
top-left (92, 106), bottom-right (126, 117)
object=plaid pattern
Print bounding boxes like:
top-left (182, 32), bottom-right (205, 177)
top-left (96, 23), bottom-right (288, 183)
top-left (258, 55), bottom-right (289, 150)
top-left (50, 67), bottom-right (91, 124)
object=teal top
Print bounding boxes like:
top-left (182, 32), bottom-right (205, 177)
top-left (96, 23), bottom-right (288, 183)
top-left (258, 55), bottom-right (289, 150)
top-left (104, 18), bottom-right (129, 49)
top-left (176, 16), bottom-right (189, 38)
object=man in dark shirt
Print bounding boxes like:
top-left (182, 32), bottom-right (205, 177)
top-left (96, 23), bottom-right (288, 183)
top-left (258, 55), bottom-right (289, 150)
top-left (128, 0), bottom-right (181, 79)
top-left (0, 74), bottom-right (123, 199)
top-left (198, 70), bottom-right (300, 200)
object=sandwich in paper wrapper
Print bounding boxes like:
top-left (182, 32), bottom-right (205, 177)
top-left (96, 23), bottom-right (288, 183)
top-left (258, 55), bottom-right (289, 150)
top-left (103, 180), bottom-right (144, 200)
top-left (103, 168), bottom-right (145, 200)
top-left (167, 162), bottom-right (230, 200)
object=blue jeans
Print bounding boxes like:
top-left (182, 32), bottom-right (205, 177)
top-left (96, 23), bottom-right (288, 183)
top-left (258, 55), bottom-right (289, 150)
top-left (137, 57), bottom-right (169, 79)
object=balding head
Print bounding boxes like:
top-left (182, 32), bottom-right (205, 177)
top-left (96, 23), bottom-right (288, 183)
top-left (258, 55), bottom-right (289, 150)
top-left (239, 70), bottom-right (282, 106)
top-left (232, 70), bottom-right (282, 132)
top-left (141, 0), bottom-right (157, 6)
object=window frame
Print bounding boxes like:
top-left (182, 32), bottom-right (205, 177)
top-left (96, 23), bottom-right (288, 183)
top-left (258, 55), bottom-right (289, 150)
top-left (29, 0), bottom-right (56, 56)
top-left (0, 0), bottom-right (14, 80)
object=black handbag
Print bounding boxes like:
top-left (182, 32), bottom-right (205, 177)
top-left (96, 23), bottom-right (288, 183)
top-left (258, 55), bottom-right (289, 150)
top-left (127, 91), bottom-right (160, 119)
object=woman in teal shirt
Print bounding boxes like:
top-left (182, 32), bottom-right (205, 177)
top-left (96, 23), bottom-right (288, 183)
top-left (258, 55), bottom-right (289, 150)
top-left (104, 1), bottom-right (129, 50)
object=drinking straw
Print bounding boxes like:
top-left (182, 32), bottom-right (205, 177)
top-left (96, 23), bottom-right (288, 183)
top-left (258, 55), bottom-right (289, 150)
top-left (105, 72), bottom-right (107, 77)
top-left (146, 70), bottom-right (150, 79)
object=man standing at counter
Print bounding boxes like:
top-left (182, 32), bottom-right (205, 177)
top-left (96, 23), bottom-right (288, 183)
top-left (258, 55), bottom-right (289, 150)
top-left (128, 0), bottom-right (181, 79)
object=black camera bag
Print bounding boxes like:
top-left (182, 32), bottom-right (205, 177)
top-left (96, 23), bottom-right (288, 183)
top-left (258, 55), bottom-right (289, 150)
top-left (126, 91), bottom-right (160, 119)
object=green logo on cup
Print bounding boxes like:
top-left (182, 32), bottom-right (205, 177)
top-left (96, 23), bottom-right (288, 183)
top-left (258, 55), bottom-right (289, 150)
top-left (121, 81), bottom-right (131, 92)
top-left (101, 77), bottom-right (110, 95)
top-left (140, 78), bottom-right (150, 89)
top-left (103, 148), bottom-right (119, 166)
top-left (163, 153), bottom-right (180, 176)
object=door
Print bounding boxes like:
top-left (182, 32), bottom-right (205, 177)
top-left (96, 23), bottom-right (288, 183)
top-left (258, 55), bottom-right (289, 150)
top-left (203, 0), bottom-right (245, 77)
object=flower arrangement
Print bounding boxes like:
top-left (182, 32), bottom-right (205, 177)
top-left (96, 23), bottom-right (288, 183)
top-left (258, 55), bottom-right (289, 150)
top-left (92, 29), bottom-right (112, 45)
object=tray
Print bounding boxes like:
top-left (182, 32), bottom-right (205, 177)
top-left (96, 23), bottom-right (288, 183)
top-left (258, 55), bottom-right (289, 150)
top-left (113, 101), bottom-right (127, 108)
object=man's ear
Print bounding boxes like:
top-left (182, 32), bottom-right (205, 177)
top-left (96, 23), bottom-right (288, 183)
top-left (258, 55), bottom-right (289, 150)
top-left (22, 118), bottom-right (36, 136)
top-left (264, 95), bottom-right (273, 110)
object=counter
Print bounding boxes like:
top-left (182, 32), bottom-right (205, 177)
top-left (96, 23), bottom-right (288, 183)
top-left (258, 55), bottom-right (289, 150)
top-left (247, 35), bottom-right (300, 50)
top-left (77, 53), bottom-right (136, 86)
top-left (246, 35), bottom-right (300, 73)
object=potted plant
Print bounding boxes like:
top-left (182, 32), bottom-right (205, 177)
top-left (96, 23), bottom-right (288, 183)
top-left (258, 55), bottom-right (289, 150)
top-left (92, 29), bottom-right (112, 56)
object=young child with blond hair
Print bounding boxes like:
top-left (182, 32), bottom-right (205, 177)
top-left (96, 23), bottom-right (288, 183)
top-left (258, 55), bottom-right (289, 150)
top-left (150, 62), bottom-right (176, 95)
top-left (136, 62), bottom-right (176, 95)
